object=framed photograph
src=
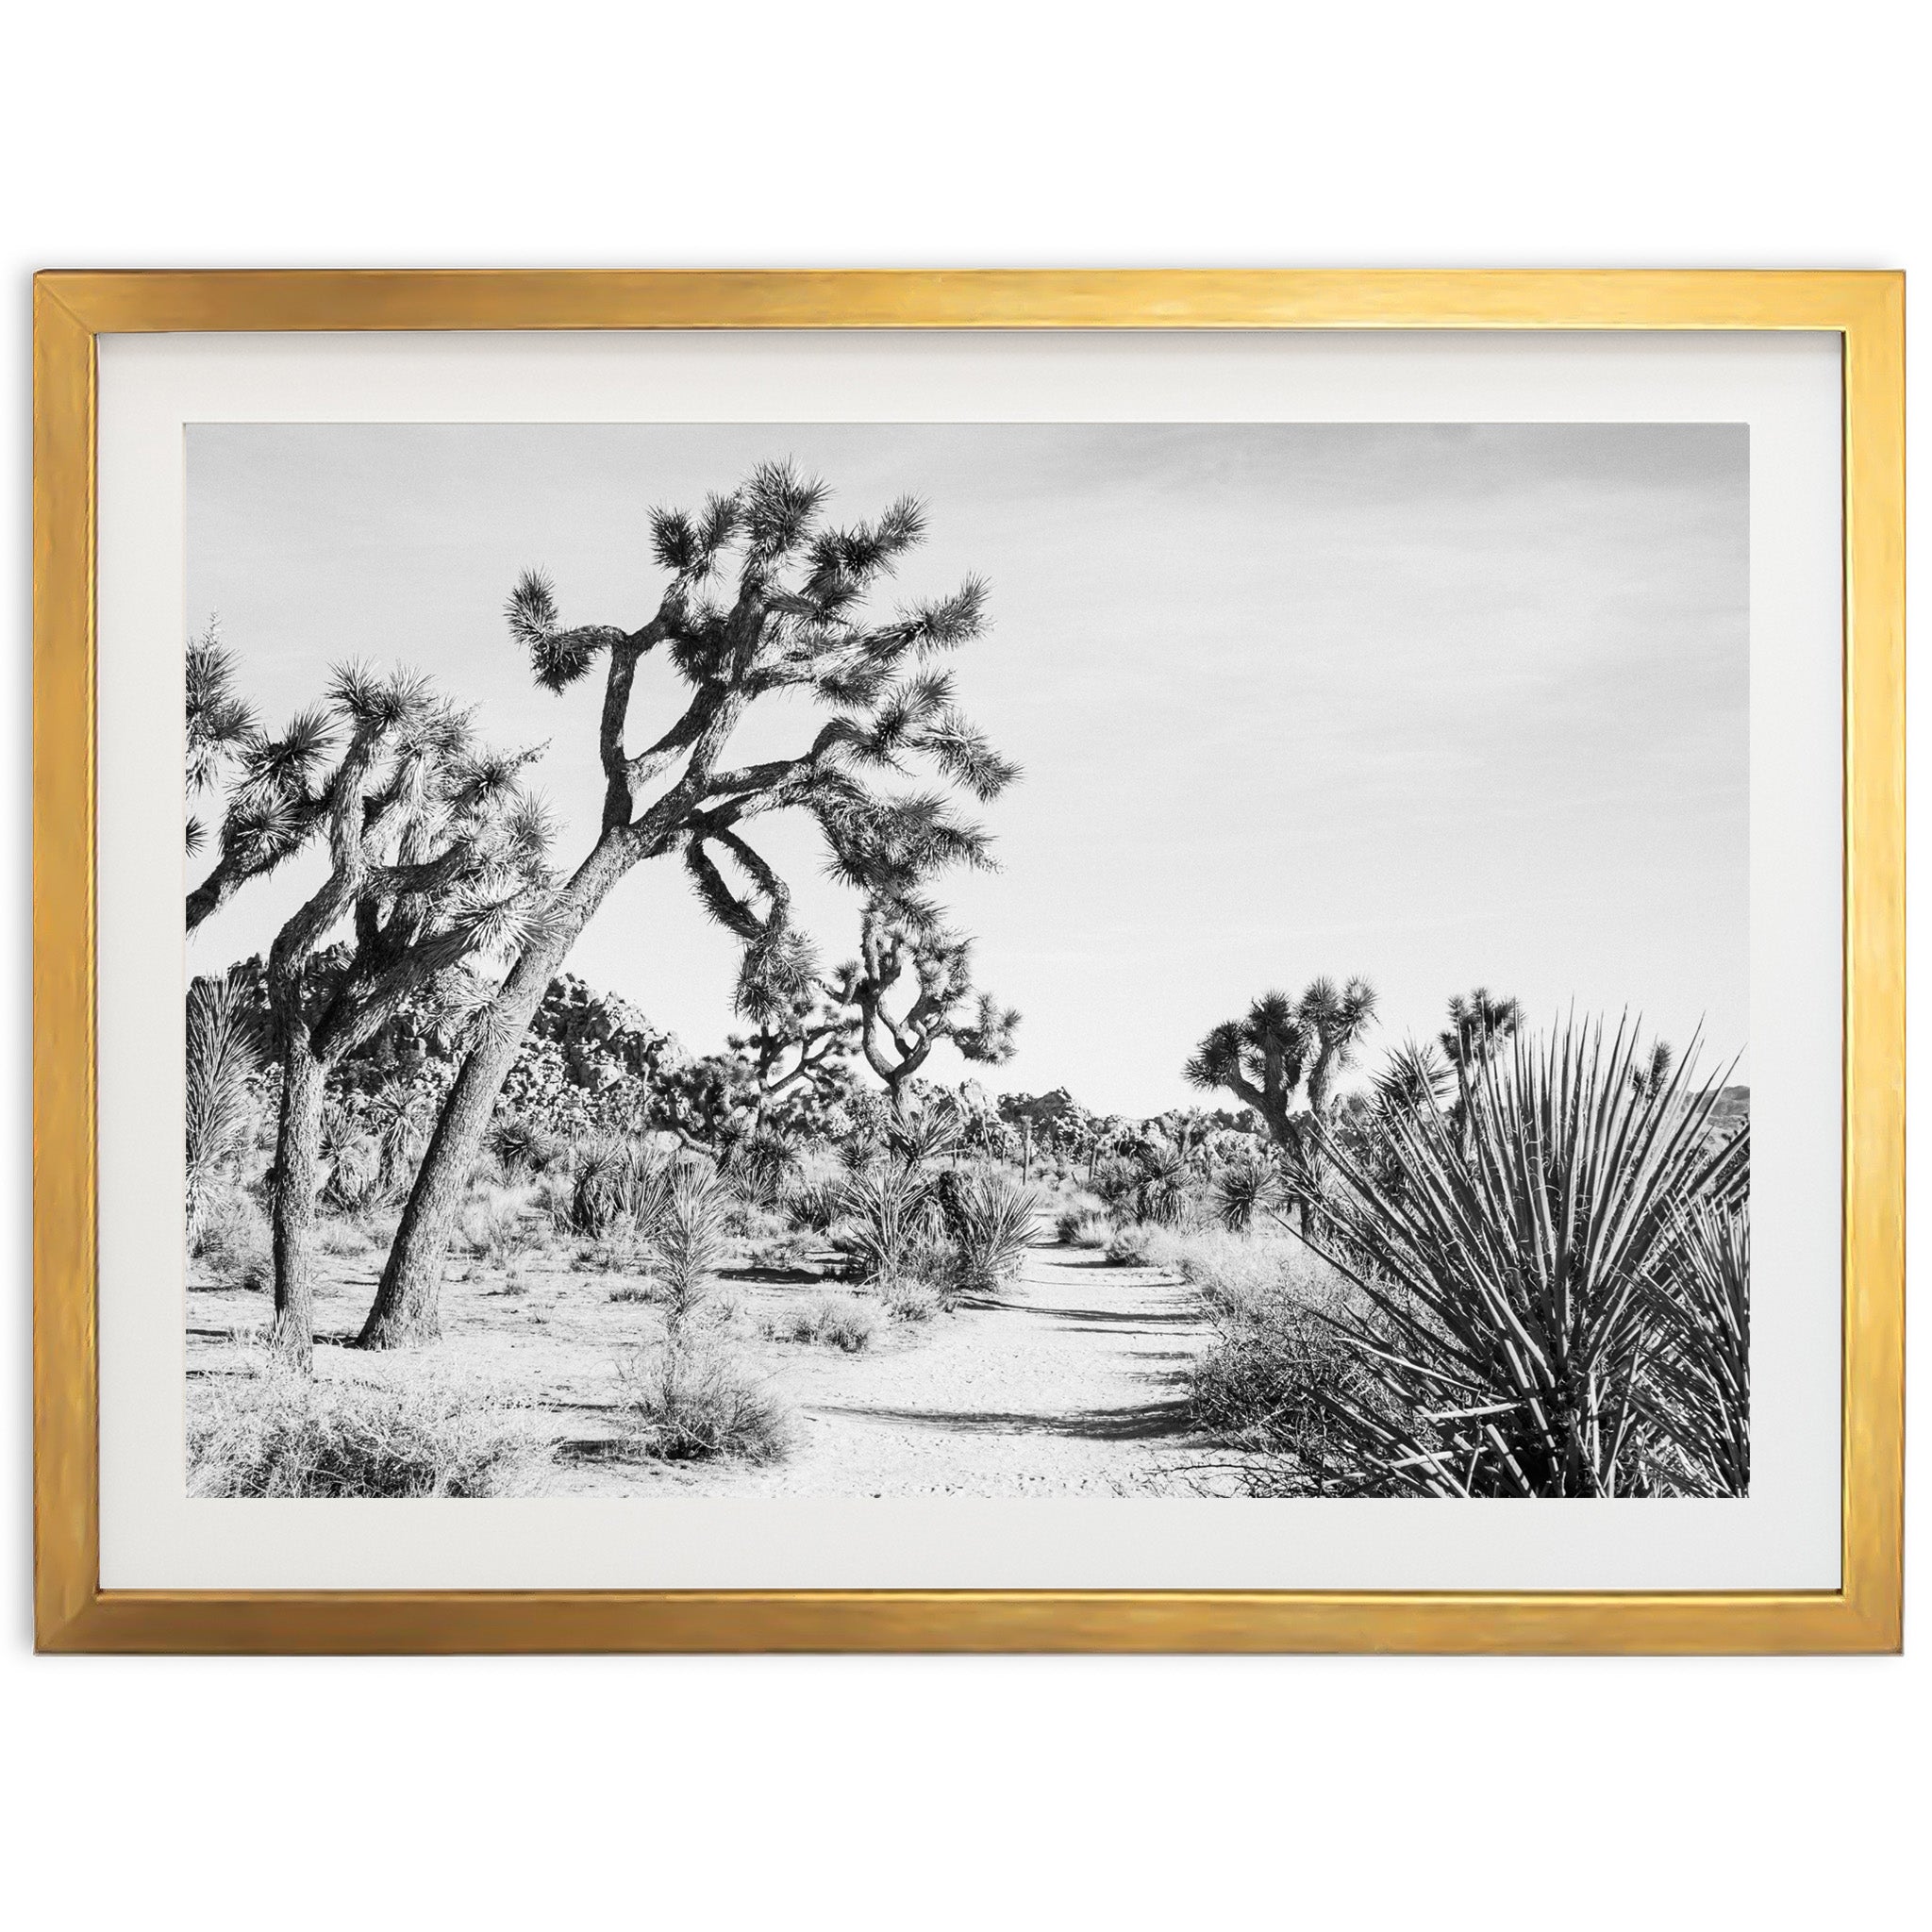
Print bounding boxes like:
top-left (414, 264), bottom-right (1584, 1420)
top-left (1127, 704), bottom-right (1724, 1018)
top-left (33, 271), bottom-right (1903, 1653)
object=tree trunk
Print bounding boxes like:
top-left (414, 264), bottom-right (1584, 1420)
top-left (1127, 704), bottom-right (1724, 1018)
top-left (357, 836), bottom-right (634, 1348)
top-left (269, 1040), bottom-right (328, 1369)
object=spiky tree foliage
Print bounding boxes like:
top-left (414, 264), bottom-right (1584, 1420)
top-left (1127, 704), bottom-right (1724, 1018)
top-left (364, 463), bottom-right (1014, 1346)
top-left (185, 964), bottom-right (265, 1238)
top-left (830, 901), bottom-right (1020, 1116)
top-left (185, 622), bottom-right (258, 851)
top-left (1302, 1018), bottom-right (1748, 1497)
top-left (1439, 986), bottom-right (1522, 1075)
top-left (1298, 976), bottom-right (1379, 1114)
top-left (185, 623), bottom-right (340, 931)
top-left (261, 666), bottom-right (553, 1364)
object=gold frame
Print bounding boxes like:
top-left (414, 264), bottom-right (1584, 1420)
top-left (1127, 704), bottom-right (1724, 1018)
top-left (33, 270), bottom-right (1905, 1654)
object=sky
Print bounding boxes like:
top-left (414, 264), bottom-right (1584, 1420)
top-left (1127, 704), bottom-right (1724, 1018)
top-left (186, 421), bottom-right (1749, 1115)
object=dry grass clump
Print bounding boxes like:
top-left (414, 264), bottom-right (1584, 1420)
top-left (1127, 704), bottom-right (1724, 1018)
top-left (1056, 1207), bottom-right (1111, 1248)
top-left (317, 1217), bottom-right (371, 1257)
top-left (188, 1352), bottom-right (540, 1498)
top-left (613, 1341), bottom-right (791, 1463)
top-left (763, 1293), bottom-right (878, 1353)
top-left (458, 1184), bottom-right (536, 1267)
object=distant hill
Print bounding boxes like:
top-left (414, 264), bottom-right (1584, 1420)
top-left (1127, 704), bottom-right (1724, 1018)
top-left (1707, 1085), bottom-right (1750, 1132)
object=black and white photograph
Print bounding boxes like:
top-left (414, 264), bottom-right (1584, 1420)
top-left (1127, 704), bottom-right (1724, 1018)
top-left (181, 419), bottom-right (1751, 1503)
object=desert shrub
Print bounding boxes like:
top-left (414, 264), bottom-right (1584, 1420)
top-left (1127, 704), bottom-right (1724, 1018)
top-left (938, 1168), bottom-right (1044, 1296)
top-left (1303, 1018), bottom-right (1749, 1497)
top-left (188, 1355), bottom-right (538, 1497)
top-left (873, 1275), bottom-right (944, 1324)
top-left (1181, 1240), bottom-right (1363, 1452)
top-left (608, 1276), bottom-right (662, 1303)
top-left (763, 1292), bottom-right (878, 1353)
top-left (458, 1186), bottom-right (532, 1267)
top-left (614, 1341), bottom-right (790, 1463)
top-left (1104, 1222), bottom-right (1160, 1269)
top-left (191, 1179), bottom-right (274, 1286)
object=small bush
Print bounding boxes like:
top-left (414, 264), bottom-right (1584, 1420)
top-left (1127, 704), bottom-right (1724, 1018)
top-left (764, 1293), bottom-right (878, 1353)
top-left (191, 1181), bottom-right (274, 1286)
top-left (873, 1275), bottom-right (943, 1324)
top-left (614, 1341), bottom-right (790, 1463)
top-left (608, 1274), bottom-right (664, 1303)
top-left (1105, 1222), bottom-right (1160, 1268)
top-left (188, 1355), bottom-right (538, 1497)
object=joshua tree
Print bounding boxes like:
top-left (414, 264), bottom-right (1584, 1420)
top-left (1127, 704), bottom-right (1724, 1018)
top-left (726, 991), bottom-right (858, 1130)
top-left (830, 900), bottom-right (1020, 1117)
top-left (1186, 991), bottom-right (1309, 1146)
top-left (1186, 976), bottom-right (1376, 1232)
top-left (261, 667), bottom-right (552, 1364)
top-left (361, 461), bottom-right (1015, 1346)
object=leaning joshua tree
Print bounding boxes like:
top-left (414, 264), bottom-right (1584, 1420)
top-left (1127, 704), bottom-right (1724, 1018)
top-left (829, 899), bottom-right (1021, 1117)
top-left (186, 622), bottom-right (340, 934)
top-left (261, 666), bottom-right (552, 1364)
top-left (359, 460), bottom-right (1015, 1347)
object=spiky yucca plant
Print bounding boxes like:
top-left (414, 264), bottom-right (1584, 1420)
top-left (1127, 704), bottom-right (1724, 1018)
top-left (1213, 1154), bottom-right (1282, 1233)
top-left (1307, 1018), bottom-right (1747, 1498)
top-left (836, 1163), bottom-right (944, 1282)
top-left (185, 967), bottom-right (264, 1238)
top-left (938, 1168), bottom-right (1044, 1299)
top-left (1642, 1200), bottom-right (1750, 1496)
top-left (650, 1163), bottom-right (737, 1338)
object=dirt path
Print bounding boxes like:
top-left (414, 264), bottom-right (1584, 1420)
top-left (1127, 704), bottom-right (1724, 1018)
top-left (568, 1241), bottom-right (1219, 1497)
top-left (188, 1236), bottom-right (1224, 1497)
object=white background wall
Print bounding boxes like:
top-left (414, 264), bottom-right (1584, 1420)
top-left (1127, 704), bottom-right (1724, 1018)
top-left (3, 4), bottom-right (1922, 1924)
